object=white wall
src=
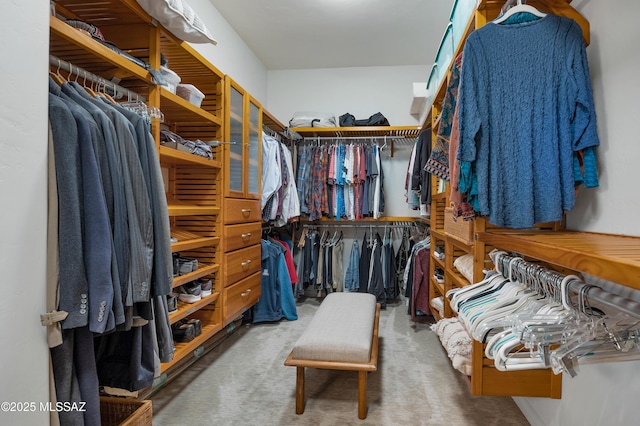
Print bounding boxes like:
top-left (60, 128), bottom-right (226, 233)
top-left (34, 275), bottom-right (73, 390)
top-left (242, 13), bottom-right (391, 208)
top-left (267, 65), bottom-right (428, 127)
top-left (516, 1), bottom-right (640, 425)
top-left (267, 65), bottom-right (429, 220)
top-left (186, 0), bottom-right (268, 103)
top-left (0, 2), bottom-right (50, 425)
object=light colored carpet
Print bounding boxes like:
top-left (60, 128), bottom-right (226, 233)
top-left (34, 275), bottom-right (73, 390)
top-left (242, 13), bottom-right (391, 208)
top-left (152, 297), bottom-right (530, 426)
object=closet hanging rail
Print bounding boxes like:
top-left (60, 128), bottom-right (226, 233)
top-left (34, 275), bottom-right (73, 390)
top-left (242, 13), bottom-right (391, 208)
top-left (49, 54), bottom-right (144, 102)
top-left (491, 251), bottom-right (640, 320)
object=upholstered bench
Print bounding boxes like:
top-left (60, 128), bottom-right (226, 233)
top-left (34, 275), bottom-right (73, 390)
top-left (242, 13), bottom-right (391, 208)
top-left (284, 292), bottom-right (380, 420)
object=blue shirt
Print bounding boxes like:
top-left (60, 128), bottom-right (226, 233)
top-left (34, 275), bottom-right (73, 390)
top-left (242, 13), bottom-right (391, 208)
top-left (457, 14), bottom-right (599, 228)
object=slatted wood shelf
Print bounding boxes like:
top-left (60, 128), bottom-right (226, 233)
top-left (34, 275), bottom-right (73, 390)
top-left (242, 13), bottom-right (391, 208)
top-left (159, 146), bottom-right (222, 169)
top-left (160, 88), bottom-right (222, 127)
top-left (160, 321), bottom-right (224, 373)
top-left (167, 200), bottom-right (220, 216)
top-left (478, 230), bottom-right (640, 290)
top-left (53, 0), bottom-right (152, 25)
top-left (168, 292), bottom-right (220, 325)
top-left (172, 263), bottom-right (220, 289)
top-left (50, 16), bottom-right (151, 86)
top-left (170, 228), bottom-right (220, 253)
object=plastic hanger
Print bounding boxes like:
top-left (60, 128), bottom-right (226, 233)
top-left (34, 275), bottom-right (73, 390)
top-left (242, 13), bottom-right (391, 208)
top-left (493, 0), bottom-right (546, 24)
top-left (49, 58), bottom-right (67, 86)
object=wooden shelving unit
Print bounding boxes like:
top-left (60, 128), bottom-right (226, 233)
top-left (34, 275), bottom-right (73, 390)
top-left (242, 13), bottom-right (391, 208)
top-left (423, 0), bottom-right (592, 399)
top-left (51, 0), bottom-right (227, 386)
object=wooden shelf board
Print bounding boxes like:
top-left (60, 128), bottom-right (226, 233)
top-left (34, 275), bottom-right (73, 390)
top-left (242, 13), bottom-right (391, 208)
top-left (159, 145), bottom-right (222, 169)
top-left (171, 235), bottom-right (220, 253)
top-left (160, 88), bottom-right (222, 126)
top-left (167, 200), bottom-right (220, 216)
top-left (431, 229), bottom-right (446, 240)
top-left (449, 271), bottom-right (471, 288)
top-left (262, 109), bottom-right (287, 134)
top-left (301, 216), bottom-right (425, 225)
top-left (447, 233), bottom-right (474, 250)
top-left (160, 321), bottom-right (223, 373)
top-left (54, 0), bottom-right (153, 25)
top-left (50, 16), bottom-right (151, 84)
top-left (478, 230), bottom-right (640, 291)
top-left (290, 126), bottom-right (420, 138)
top-left (172, 263), bottom-right (220, 288)
top-left (169, 292), bottom-right (220, 325)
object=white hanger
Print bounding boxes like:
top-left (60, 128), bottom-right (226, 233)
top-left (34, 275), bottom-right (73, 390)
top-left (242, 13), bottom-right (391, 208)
top-left (493, 0), bottom-right (546, 24)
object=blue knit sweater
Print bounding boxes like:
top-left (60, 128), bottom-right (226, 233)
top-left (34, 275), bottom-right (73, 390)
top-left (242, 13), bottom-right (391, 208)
top-left (457, 14), bottom-right (599, 229)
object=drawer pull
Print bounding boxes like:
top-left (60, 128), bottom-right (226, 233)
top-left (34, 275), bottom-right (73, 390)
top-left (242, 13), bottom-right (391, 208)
top-left (241, 232), bottom-right (252, 241)
top-left (241, 208), bottom-right (252, 216)
top-left (241, 260), bottom-right (252, 268)
top-left (241, 289), bottom-right (252, 298)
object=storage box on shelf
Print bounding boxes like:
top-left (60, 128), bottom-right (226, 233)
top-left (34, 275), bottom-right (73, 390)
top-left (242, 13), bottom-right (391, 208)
top-left (444, 207), bottom-right (474, 246)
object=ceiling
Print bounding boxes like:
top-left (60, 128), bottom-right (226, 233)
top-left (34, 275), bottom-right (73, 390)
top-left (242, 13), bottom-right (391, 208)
top-left (208, 0), bottom-right (455, 70)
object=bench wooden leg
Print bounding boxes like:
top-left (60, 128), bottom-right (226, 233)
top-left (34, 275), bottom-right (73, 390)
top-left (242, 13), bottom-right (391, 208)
top-left (358, 370), bottom-right (368, 419)
top-left (296, 367), bottom-right (305, 414)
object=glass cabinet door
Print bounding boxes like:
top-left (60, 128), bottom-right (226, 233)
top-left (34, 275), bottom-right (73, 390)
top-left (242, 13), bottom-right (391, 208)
top-left (228, 86), bottom-right (244, 195)
top-left (247, 99), bottom-right (261, 198)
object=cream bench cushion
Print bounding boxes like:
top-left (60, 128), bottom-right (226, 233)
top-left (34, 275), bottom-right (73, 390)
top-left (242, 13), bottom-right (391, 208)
top-left (292, 292), bottom-right (377, 363)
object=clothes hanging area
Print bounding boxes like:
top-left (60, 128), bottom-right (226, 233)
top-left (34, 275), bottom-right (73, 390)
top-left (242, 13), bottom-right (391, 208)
top-left (436, 249), bottom-right (640, 379)
top-left (292, 221), bottom-right (428, 311)
top-left (296, 139), bottom-right (386, 221)
top-left (47, 58), bottom-right (174, 425)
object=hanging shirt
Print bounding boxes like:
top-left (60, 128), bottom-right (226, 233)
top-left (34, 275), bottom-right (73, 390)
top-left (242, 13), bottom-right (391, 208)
top-left (457, 14), bottom-right (599, 228)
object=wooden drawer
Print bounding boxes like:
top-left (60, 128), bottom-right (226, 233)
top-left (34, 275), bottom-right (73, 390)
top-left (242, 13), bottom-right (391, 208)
top-left (223, 244), bottom-right (261, 287)
top-left (223, 272), bottom-right (261, 325)
top-left (224, 198), bottom-right (261, 224)
top-left (224, 222), bottom-right (262, 252)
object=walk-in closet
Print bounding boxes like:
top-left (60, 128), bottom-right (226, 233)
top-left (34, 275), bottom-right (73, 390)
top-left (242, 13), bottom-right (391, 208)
top-left (2, 0), bottom-right (640, 425)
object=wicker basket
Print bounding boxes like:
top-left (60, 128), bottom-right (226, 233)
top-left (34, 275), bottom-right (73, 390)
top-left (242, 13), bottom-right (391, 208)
top-left (444, 207), bottom-right (474, 245)
top-left (100, 397), bottom-right (152, 426)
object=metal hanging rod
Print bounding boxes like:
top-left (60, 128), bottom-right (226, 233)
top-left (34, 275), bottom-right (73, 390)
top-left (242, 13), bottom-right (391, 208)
top-left (493, 252), bottom-right (640, 320)
top-left (301, 136), bottom-right (411, 142)
top-left (302, 221), bottom-right (421, 229)
top-left (49, 55), bottom-right (144, 102)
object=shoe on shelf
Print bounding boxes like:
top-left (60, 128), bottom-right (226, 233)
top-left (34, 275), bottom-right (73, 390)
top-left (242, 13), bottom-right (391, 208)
top-left (167, 293), bottom-right (178, 314)
top-left (177, 281), bottom-right (202, 303)
top-left (170, 236), bottom-right (178, 243)
top-left (176, 255), bottom-right (198, 275)
top-left (434, 246), bottom-right (445, 261)
top-left (434, 268), bottom-right (445, 284)
top-left (171, 321), bottom-right (195, 342)
top-left (185, 318), bottom-right (202, 336)
top-left (198, 278), bottom-right (212, 297)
